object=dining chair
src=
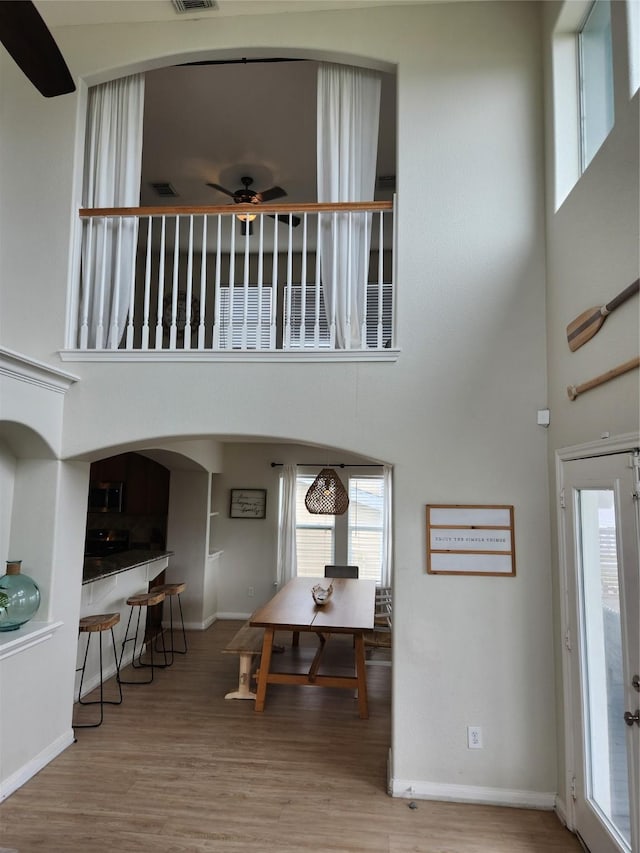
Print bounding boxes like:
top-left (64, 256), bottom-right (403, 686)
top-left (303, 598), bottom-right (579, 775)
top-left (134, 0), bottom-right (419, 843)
top-left (324, 565), bottom-right (359, 578)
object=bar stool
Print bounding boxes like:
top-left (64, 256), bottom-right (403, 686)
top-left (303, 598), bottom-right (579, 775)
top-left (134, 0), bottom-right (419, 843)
top-left (153, 582), bottom-right (188, 666)
top-left (117, 589), bottom-right (167, 684)
top-left (74, 612), bottom-right (123, 728)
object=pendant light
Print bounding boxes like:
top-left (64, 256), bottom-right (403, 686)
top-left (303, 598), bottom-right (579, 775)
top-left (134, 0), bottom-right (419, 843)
top-left (304, 468), bottom-right (350, 515)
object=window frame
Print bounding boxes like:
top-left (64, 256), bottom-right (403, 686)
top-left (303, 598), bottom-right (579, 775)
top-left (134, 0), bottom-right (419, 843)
top-left (293, 468), bottom-right (385, 584)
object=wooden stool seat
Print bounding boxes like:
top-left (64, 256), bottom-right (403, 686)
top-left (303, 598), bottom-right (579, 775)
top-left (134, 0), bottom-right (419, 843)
top-left (153, 582), bottom-right (185, 596)
top-left (79, 613), bottom-right (120, 633)
top-left (126, 590), bottom-right (166, 608)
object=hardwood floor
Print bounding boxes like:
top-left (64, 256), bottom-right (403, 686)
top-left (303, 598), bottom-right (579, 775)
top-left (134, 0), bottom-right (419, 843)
top-left (1, 620), bottom-right (582, 852)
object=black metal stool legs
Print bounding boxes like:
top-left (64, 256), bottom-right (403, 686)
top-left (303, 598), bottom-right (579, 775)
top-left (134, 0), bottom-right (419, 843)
top-left (74, 614), bottom-right (122, 729)
top-left (153, 583), bottom-right (188, 666)
top-left (117, 590), bottom-right (168, 684)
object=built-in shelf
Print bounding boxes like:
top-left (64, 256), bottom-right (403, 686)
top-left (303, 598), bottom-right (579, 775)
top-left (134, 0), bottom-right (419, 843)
top-left (207, 474), bottom-right (221, 556)
top-left (0, 621), bottom-right (64, 661)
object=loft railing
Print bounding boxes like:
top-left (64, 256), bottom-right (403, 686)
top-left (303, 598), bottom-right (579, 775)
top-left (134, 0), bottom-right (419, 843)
top-left (72, 200), bottom-right (395, 355)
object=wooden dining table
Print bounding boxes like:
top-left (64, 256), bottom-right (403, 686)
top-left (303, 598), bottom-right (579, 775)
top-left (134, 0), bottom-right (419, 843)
top-left (249, 576), bottom-right (376, 718)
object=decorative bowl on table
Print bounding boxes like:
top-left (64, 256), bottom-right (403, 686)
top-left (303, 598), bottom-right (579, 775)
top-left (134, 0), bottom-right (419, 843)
top-left (312, 582), bottom-right (333, 606)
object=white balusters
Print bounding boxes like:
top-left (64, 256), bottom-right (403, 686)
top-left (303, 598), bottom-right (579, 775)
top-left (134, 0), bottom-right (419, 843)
top-left (76, 200), bottom-right (394, 354)
top-left (154, 216), bottom-right (166, 349)
top-left (198, 215), bottom-right (208, 349)
top-left (141, 217), bottom-right (152, 350)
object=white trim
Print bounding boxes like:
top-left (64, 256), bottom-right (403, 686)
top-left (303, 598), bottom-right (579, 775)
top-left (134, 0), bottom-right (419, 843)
top-left (388, 777), bottom-right (556, 810)
top-left (181, 614), bottom-right (218, 631)
top-left (0, 621), bottom-right (64, 661)
top-left (0, 729), bottom-right (74, 803)
top-left (215, 612), bottom-right (252, 621)
top-left (0, 349), bottom-right (79, 393)
top-left (556, 431), bottom-right (640, 461)
top-left (554, 431), bottom-right (640, 835)
top-left (58, 348), bottom-right (401, 364)
top-left (555, 795), bottom-right (570, 829)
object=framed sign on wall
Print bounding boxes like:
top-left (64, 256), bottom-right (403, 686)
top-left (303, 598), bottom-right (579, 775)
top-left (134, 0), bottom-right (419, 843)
top-left (229, 489), bottom-right (267, 519)
top-left (426, 504), bottom-right (515, 576)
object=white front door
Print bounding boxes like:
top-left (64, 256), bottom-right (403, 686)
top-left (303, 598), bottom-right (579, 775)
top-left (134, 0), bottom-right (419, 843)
top-left (562, 451), bottom-right (640, 853)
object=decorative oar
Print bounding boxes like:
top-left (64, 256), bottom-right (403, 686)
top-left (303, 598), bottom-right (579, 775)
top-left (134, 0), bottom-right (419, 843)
top-left (567, 356), bottom-right (640, 401)
top-left (566, 278), bottom-right (639, 352)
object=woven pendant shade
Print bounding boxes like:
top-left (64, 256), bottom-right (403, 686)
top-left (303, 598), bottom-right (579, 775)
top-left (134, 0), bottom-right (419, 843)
top-left (304, 468), bottom-right (350, 515)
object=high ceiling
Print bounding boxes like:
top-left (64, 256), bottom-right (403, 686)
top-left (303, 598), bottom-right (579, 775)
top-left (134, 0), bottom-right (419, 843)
top-left (140, 59), bottom-right (396, 209)
top-left (30, 1), bottom-right (397, 211)
top-left (36, 0), bottom-right (416, 28)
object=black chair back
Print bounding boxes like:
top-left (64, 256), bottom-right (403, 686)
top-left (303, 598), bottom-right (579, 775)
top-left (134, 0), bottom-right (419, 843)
top-left (324, 565), bottom-right (359, 578)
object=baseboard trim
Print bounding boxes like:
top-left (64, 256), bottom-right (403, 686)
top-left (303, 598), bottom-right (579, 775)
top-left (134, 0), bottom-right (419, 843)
top-left (389, 777), bottom-right (556, 810)
top-left (215, 612), bottom-right (252, 621)
top-left (0, 729), bottom-right (74, 802)
top-left (182, 614), bottom-right (217, 631)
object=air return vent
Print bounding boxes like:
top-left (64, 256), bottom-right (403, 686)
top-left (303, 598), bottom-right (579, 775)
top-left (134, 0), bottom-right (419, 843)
top-left (172, 0), bottom-right (218, 12)
top-left (376, 175), bottom-right (396, 192)
top-left (151, 182), bottom-right (178, 198)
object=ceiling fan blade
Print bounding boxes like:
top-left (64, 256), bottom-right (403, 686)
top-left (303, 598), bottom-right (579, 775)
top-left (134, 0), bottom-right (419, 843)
top-left (0, 1), bottom-right (75, 98)
top-left (268, 213), bottom-right (301, 228)
top-left (206, 182), bottom-right (236, 199)
top-left (257, 186), bottom-right (287, 203)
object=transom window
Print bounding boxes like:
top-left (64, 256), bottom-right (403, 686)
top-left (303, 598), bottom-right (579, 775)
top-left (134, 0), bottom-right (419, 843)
top-left (578, 0), bottom-right (615, 170)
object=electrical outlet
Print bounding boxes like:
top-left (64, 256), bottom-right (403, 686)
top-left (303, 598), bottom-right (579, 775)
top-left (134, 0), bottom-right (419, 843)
top-left (248, 586), bottom-right (254, 597)
top-left (467, 725), bottom-right (483, 749)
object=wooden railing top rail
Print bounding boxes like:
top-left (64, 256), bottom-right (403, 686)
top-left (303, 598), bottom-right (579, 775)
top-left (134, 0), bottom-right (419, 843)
top-left (79, 200), bottom-right (394, 218)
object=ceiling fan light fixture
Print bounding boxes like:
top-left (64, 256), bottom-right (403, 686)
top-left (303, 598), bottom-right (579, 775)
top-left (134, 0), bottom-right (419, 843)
top-left (304, 468), bottom-right (350, 516)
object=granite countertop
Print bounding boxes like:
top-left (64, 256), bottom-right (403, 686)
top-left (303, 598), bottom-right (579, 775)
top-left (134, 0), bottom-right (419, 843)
top-left (82, 549), bottom-right (174, 585)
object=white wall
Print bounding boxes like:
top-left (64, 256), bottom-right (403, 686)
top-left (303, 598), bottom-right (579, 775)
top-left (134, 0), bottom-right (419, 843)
top-left (0, 2), bottom-right (558, 806)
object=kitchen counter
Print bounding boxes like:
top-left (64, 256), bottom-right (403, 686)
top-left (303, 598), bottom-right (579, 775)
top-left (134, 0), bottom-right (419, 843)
top-left (82, 549), bottom-right (174, 585)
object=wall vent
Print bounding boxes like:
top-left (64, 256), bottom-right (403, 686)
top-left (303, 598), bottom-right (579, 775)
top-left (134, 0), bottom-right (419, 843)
top-left (172, 0), bottom-right (218, 12)
top-left (151, 182), bottom-right (179, 198)
top-left (376, 175), bottom-right (396, 191)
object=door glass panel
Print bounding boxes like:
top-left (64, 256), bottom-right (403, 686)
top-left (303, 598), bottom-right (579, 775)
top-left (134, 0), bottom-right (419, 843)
top-left (578, 488), bottom-right (631, 848)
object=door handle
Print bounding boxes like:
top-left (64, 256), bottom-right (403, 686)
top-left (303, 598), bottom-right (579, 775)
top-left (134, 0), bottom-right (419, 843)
top-left (633, 674), bottom-right (640, 693)
top-left (623, 710), bottom-right (640, 727)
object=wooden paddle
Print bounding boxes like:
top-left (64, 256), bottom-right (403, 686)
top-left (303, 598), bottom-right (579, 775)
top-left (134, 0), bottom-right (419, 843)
top-left (567, 356), bottom-right (640, 400)
top-left (566, 278), bottom-right (639, 351)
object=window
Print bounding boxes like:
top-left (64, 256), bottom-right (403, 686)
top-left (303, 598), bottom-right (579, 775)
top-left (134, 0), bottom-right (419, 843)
top-left (295, 476), bottom-right (335, 574)
top-left (628, 0), bottom-right (640, 95)
top-left (285, 283), bottom-right (393, 350)
top-left (348, 477), bottom-right (384, 581)
top-left (578, 0), bottom-right (614, 170)
top-left (294, 471), bottom-right (385, 583)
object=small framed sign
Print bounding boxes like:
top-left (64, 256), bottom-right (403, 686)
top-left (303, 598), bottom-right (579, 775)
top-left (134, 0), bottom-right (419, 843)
top-left (229, 489), bottom-right (267, 519)
top-left (426, 504), bottom-right (515, 576)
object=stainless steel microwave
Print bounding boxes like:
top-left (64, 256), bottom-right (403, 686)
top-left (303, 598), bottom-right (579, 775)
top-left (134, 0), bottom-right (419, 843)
top-left (88, 481), bottom-right (124, 513)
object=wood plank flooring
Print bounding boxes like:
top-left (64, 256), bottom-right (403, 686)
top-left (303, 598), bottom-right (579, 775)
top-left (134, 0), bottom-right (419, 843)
top-left (0, 620), bottom-right (582, 852)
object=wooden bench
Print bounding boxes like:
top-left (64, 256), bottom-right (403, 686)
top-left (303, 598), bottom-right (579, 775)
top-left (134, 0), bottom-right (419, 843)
top-left (222, 622), bottom-right (265, 700)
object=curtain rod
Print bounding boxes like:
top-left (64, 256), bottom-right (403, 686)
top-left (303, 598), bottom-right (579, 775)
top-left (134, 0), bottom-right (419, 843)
top-left (270, 462), bottom-right (383, 468)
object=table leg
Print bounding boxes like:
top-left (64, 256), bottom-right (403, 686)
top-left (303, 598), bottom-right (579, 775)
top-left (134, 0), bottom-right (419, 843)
top-left (254, 626), bottom-right (275, 712)
top-left (354, 632), bottom-right (369, 719)
top-left (308, 632), bottom-right (328, 682)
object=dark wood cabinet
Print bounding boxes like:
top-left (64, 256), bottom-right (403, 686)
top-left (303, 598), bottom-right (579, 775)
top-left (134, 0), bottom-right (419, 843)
top-left (88, 452), bottom-right (170, 518)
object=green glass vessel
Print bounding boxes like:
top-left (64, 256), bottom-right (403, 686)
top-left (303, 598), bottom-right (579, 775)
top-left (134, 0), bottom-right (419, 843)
top-left (0, 560), bottom-right (41, 631)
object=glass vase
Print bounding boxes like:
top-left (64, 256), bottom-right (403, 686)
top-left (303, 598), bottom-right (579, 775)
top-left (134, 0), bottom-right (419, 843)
top-left (0, 560), bottom-right (41, 631)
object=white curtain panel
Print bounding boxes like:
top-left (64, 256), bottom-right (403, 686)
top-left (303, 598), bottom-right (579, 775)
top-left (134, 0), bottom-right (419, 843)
top-left (381, 464), bottom-right (393, 587)
top-left (276, 464), bottom-right (298, 587)
top-left (81, 73), bottom-right (145, 349)
top-left (317, 62), bottom-right (381, 349)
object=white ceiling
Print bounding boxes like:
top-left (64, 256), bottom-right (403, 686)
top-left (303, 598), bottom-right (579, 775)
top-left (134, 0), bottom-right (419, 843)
top-left (36, 0), bottom-right (423, 28)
